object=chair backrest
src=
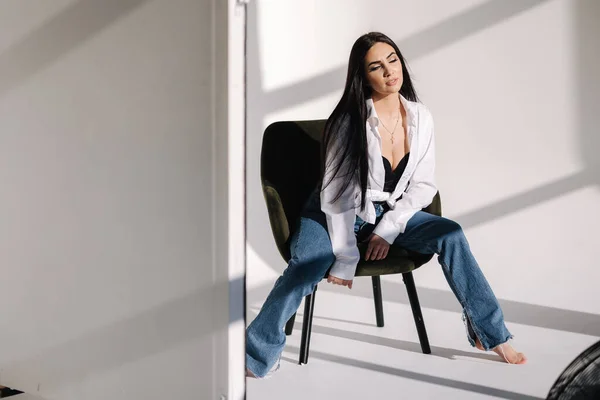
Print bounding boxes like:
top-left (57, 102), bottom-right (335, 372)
top-left (261, 120), bottom-right (326, 260)
top-left (260, 119), bottom-right (443, 262)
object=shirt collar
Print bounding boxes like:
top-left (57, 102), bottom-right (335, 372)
top-left (366, 94), bottom-right (418, 129)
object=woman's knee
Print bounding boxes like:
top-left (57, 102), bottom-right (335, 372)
top-left (444, 218), bottom-right (463, 233)
top-left (285, 214), bottom-right (335, 284)
top-left (440, 218), bottom-right (467, 244)
top-left (286, 248), bottom-right (335, 285)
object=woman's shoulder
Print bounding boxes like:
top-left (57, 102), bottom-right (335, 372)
top-left (413, 101), bottom-right (433, 120)
top-left (402, 96), bottom-right (433, 120)
top-left (408, 102), bottom-right (435, 140)
top-left (403, 100), bottom-right (434, 132)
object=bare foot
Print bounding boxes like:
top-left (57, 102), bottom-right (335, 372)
top-left (475, 339), bottom-right (527, 364)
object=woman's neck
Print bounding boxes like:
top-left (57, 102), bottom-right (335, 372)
top-left (372, 92), bottom-right (401, 117)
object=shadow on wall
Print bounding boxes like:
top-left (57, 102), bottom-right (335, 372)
top-left (0, 0), bottom-right (151, 98)
top-left (423, 0), bottom-right (600, 229)
top-left (0, 0), bottom-right (230, 394)
top-left (0, 277), bottom-right (240, 395)
top-left (246, 0), bottom-right (600, 336)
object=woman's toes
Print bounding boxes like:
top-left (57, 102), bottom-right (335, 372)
top-left (496, 344), bottom-right (527, 364)
top-left (475, 339), bottom-right (527, 364)
top-left (515, 353), bottom-right (527, 365)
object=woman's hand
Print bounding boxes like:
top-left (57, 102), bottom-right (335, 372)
top-left (326, 233), bottom-right (390, 289)
top-left (365, 233), bottom-right (390, 261)
top-left (327, 274), bottom-right (353, 289)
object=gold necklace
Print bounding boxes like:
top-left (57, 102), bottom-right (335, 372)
top-left (379, 111), bottom-right (401, 144)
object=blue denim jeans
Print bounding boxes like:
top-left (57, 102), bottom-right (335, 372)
top-left (246, 192), bottom-right (512, 377)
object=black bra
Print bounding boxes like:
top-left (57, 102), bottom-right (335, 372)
top-left (382, 152), bottom-right (410, 193)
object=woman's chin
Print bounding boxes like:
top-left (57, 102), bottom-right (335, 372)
top-left (373, 86), bottom-right (401, 98)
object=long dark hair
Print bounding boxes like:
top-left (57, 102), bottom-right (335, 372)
top-left (320, 32), bottom-right (419, 210)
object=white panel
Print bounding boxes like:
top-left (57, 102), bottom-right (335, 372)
top-left (0, 0), bottom-right (246, 398)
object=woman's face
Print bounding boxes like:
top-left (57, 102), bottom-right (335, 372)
top-left (364, 42), bottom-right (403, 97)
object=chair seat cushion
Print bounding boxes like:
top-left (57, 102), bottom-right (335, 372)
top-left (354, 243), bottom-right (434, 276)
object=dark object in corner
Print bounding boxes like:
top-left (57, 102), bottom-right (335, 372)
top-left (547, 340), bottom-right (600, 400)
top-left (0, 387), bottom-right (24, 398)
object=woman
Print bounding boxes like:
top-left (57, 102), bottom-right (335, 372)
top-left (246, 32), bottom-right (526, 379)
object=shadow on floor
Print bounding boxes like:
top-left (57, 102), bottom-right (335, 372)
top-left (281, 347), bottom-right (543, 400)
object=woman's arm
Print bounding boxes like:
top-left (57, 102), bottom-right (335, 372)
top-left (320, 145), bottom-right (360, 282)
top-left (373, 108), bottom-right (437, 244)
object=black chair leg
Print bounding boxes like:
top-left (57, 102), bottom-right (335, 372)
top-left (299, 285), bottom-right (317, 365)
top-left (403, 272), bottom-right (431, 354)
top-left (371, 276), bottom-right (385, 327)
top-left (285, 312), bottom-right (296, 336)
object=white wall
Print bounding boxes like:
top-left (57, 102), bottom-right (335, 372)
top-left (0, 0), bottom-right (245, 399)
top-left (247, 0), bottom-right (600, 352)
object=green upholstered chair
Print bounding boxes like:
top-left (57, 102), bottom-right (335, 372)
top-left (261, 120), bottom-right (442, 364)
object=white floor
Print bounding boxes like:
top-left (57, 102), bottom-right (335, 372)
top-left (246, 276), bottom-right (599, 400)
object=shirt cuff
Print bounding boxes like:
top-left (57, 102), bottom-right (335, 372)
top-left (328, 260), bottom-right (358, 281)
top-left (372, 218), bottom-right (403, 245)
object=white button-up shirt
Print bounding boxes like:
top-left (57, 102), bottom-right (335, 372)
top-left (320, 94), bottom-right (437, 281)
